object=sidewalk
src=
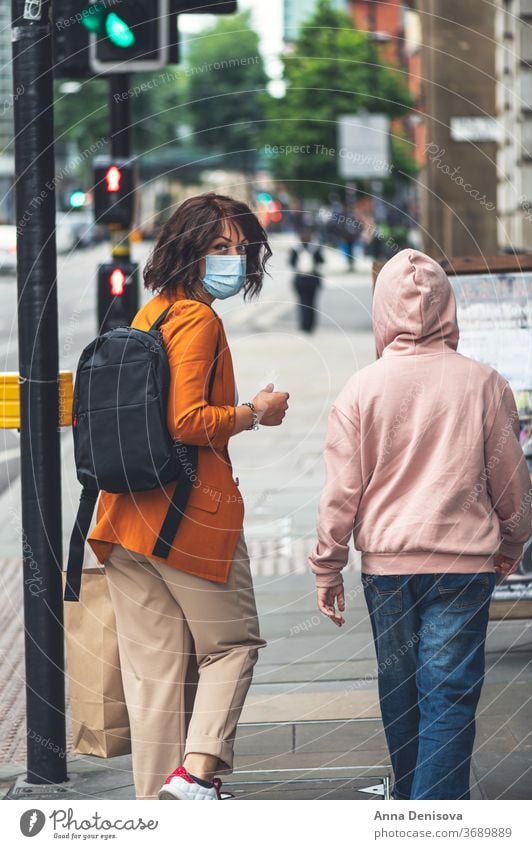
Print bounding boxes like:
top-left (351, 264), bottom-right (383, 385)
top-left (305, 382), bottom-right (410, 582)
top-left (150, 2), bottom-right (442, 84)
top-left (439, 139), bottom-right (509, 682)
top-left (1, 250), bottom-right (531, 800)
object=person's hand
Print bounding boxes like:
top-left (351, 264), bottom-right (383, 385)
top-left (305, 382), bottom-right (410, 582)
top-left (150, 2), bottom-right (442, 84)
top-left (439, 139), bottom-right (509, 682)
top-left (494, 552), bottom-right (520, 577)
top-left (252, 383), bottom-right (289, 426)
top-left (317, 584), bottom-right (345, 627)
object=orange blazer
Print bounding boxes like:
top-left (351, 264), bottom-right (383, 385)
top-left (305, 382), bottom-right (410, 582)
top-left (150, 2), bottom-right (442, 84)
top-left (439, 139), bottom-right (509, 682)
top-left (87, 291), bottom-right (244, 583)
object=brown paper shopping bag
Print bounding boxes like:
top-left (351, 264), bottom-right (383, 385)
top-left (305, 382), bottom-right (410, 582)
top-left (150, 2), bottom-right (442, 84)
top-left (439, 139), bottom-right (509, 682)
top-left (63, 567), bottom-right (131, 758)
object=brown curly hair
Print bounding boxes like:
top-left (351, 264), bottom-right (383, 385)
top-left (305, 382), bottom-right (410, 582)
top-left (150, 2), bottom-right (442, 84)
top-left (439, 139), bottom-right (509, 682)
top-left (143, 192), bottom-right (272, 300)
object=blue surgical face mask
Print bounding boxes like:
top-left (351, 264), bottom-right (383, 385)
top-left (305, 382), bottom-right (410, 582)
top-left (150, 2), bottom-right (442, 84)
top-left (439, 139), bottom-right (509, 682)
top-left (201, 254), bottom-right (247, 299)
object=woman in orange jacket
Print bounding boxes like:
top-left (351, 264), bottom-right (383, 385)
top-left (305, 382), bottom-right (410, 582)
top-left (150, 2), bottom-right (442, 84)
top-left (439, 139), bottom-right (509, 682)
top-left (88, 192), bottom-right (289, 800)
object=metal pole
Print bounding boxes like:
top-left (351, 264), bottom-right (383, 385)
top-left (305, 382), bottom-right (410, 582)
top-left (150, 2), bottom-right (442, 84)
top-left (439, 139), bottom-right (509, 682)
top-left (11, 0), bottom-right (67, 784)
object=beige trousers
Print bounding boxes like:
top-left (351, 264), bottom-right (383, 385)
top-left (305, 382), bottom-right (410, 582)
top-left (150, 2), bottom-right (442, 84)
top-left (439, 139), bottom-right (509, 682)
top-left (104, 530), bottom-right (266, 800)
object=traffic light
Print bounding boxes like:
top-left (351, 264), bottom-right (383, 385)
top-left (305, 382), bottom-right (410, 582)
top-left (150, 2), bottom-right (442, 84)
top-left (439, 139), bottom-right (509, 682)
top-left (69, 189), bottom-right (87, 209)
top-left (53, 1), bottom-right (238, 76)
top-left (52, 2), bottom-right (92, 78)
top-left (93, 157), bottom-right (136, 227)
top-left (83, 1), bottom-right (171, 73)
top-left (97, 262), bottom-right (139, 332)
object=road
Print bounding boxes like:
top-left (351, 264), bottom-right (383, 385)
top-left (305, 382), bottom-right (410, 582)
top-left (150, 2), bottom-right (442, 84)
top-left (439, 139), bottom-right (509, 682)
top-left (0, 231), bottom-right (374, 496)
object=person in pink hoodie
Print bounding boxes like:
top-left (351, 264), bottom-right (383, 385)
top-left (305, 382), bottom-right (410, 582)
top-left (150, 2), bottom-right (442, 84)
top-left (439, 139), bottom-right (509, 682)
top-left (309, 249), bottom-right (532, 800)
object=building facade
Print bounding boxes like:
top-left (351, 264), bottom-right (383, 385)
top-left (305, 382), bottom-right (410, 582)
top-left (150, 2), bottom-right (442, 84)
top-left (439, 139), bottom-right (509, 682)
top-left (283, 0), bottom-right (347, 42)
top-left (496, 0), bottom-right (532, 251)
top-left (414, 0), bottom-right (498, 258)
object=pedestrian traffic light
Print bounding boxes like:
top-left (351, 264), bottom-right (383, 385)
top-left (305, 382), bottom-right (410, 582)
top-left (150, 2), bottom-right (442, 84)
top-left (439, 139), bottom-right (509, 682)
top-left (109, 266), bottom-right (127, 295)
top-left (97, 262), bottom-right (139, 332)
top-left (93, 157), bottom-right (136, 227)
top-left (83, 0), bottom-right (171, 72)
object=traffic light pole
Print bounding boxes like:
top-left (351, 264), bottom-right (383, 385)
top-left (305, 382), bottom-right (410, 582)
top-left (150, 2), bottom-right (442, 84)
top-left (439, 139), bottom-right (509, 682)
top-left (11, 0), bottom-right (67, 784)
top-left (109, 74), bottom-right (132, 264)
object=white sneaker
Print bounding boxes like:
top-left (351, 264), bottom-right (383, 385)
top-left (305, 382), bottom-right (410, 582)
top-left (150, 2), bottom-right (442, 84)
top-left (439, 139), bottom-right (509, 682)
top-left (158, 765), bottom-right (222, 800)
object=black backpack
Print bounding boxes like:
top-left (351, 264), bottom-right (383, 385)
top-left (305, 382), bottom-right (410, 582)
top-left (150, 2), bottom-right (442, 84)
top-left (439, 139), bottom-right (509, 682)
top-left (64, 304), bottom-right (217, 602)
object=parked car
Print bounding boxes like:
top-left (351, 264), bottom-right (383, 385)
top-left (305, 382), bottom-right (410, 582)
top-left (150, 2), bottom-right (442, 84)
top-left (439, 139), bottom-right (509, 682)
top-left (62, 210), bottom-right (107, 248)
top-left (0, 224), bottom-right (17, 274)
top-left (55, 214), bottom-right (77, 254)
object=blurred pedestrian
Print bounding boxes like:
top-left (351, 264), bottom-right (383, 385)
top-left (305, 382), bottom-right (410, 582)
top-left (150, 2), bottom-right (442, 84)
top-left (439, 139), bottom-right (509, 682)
top-left (289, 228), bottom-right (324, 333)
top-left (338, 207), bottom-right (360, 271)
top-left (309, 249), bottom-right (532, 801)
top-left (88, 192), bottom-right (290, 800)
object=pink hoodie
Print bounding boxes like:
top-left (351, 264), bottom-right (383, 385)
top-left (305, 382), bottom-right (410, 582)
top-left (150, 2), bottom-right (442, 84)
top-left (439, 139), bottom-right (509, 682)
top-left (309, 249), bottom-right (532, 587)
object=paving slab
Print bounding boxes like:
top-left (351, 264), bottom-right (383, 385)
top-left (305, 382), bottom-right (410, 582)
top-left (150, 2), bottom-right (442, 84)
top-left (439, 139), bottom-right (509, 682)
top-left (471, 752), bottom-right (532, 801)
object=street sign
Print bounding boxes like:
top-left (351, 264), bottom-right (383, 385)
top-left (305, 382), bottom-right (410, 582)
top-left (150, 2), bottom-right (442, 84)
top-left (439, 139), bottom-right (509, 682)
top-left (449, 116), bottom-right (501, 143)
top-left (337, 114), bottom-right (391, 180)
top-left (449, 272), bottom-right (532, 391)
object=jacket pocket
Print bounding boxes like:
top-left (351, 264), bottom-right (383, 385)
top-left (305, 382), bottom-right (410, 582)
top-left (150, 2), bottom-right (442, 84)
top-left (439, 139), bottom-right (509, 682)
top-left (187, 483), bottom-right (222, 514)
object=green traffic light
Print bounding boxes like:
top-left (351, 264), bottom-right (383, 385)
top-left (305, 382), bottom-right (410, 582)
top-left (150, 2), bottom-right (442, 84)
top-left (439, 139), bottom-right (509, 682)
top-left (106, 13), bottom-right (136, 48)
top-left (69, 191), bottom-right (86, 208)
top-left (80, 3), bottom-right (105, 33)
top-left (81, 5), bottom-right (136, 49)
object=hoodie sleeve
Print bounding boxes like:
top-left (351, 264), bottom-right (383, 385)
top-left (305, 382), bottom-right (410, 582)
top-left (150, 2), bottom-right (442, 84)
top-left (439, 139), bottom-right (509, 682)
top-left (309, 400), bottom-right (364, 588)
top-left (485, 379), bottom-right (532, 562)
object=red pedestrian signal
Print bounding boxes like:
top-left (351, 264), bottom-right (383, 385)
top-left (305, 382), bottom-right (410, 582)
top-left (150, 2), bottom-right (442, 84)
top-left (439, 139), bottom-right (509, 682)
top-left (97, 262), bottom-right (139, 333)
top-left (93, 156), bottom-right (136, 226)
top-left (105, 166), bottom-right (122, 193)
top-left (109, 268), bottom-right (126, 296)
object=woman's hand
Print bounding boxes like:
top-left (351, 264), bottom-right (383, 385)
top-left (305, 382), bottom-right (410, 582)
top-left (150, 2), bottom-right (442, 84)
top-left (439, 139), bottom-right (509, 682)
top-left (317, 585), bottom-right (345, 627)
top-left (253, 383), bottom-right (289, 426)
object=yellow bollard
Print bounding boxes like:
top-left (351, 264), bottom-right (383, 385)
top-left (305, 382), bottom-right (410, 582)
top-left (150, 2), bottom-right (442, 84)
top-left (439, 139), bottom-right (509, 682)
top-left (0, 371), bottom-right (73, 428)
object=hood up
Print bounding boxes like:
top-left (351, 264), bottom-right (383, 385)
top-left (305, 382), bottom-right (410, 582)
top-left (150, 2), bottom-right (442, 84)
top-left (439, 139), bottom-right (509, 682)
top-left (372, 249), bottom-right (459, 356)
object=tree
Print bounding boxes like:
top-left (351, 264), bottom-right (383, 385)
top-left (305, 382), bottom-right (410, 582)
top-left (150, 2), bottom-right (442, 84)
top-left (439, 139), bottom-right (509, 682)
top-left (53, 70), bottom-right (186, 160)
top-left (129, 68), bottom-right (189, 157)
top-left (54, 79), bottom-right (109, 151)
top-left (182, 11), bottom-right (269, 171)
top-left (261, 0), bottom-right (416, 200)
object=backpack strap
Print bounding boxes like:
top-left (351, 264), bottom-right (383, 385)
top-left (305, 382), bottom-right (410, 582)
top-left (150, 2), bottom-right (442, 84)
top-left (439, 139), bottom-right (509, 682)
top-left (64, 486), bottom-right (99, 602)
top-left (151, 333), bottom-right (220, 560)
top-left (151, 444), bottom-right (199, 559)
top-left (150, 300), bottom-right (221, 399)
top-left (149, 304), bottom-right (174, 332)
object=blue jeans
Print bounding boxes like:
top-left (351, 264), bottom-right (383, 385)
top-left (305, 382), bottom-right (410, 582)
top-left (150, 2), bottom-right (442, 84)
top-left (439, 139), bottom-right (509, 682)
top-left (362, 572), bottom-right (496, 800)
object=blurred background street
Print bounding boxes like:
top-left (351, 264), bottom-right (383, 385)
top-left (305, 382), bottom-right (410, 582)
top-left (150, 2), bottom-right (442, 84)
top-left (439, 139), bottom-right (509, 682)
top-left (0, 0), bottom-right (530, 805)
